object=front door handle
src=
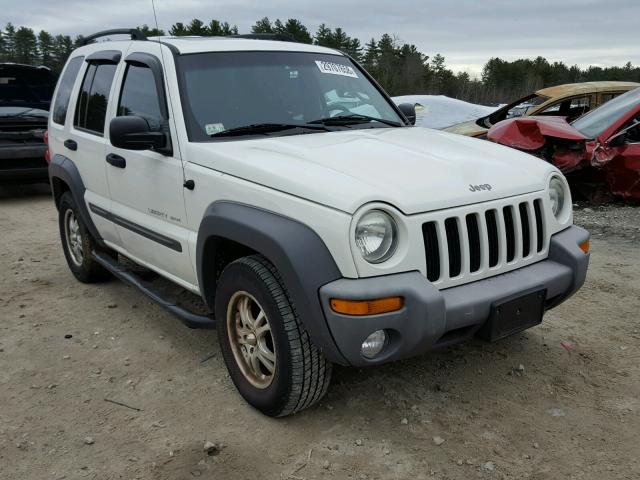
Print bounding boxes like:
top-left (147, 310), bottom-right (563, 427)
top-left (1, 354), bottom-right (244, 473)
top-left (63, 139), bottom-right (77, 151)
top-left (106, 153), bottom-right (126, 169)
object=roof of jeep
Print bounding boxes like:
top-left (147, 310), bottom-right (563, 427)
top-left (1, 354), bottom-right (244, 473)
top-left (74, 36), bottom-right (344, 56)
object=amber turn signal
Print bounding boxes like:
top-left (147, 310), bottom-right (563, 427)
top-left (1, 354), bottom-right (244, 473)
top-left (579, 240), bottom-right (590, 254)
top-left (330, 296), bottom-right (404, 316)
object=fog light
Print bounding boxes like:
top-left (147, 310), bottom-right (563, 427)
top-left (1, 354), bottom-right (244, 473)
top-left (361, 330), bottom-right (387, 359)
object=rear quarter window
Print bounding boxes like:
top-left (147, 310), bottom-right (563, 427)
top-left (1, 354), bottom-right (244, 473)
top-left (52, 56), bottom-right (84, 125)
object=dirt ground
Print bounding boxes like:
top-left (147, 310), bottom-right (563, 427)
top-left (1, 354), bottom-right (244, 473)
top-left (1, 184), bottom-right (639, 480)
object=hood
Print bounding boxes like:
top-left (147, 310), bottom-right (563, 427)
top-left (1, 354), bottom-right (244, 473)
top-left (0, 106), bottom-right (49, 119)
top-left (187, 127), bottom-right (556, 215)
top-left (488, 116), bottom-right (587, 150)
top-left (442, 120), bottom-right (488, 137)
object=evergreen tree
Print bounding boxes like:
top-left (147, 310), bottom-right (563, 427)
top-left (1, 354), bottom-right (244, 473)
top-left (3, 23), bottom-right (17, 61)
top-left (137, 24), bottom-right (165, 37)
top-left (169, 22), bottom-right (188, 36)
top-left (187, 19), bottom-right (207, 36)
top-left (362, 38), bottom-right (379, 69)
top-left (314, 24), bottom-right (333, 46)
top-left (14, 26), bottom-right (38, 64)
top-left (207, 20), bottom-right (238, 36)
top-left (252, 17), bottom-right (273, 33)
top-left (276, 19), bottom-right (312, 44)
top-left (38, 30), bottom-right (54, 66)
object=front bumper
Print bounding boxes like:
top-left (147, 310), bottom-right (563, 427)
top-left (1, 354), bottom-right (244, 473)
top-left (319, 225), bottom-right (589, 366)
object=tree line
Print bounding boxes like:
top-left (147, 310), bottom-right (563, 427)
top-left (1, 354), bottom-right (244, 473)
top-left (2, 18), bottom-right (639, 105)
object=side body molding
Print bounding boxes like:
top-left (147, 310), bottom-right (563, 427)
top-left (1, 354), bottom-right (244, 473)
top-left (196, 201), bottom-right (348, 364)
top-left (49, 154), bottom-right (102, 244)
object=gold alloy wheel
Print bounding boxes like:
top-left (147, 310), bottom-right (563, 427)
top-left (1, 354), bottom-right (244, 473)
top-left (64, 209), bottom-right (83, 267)
top-left (226, 291), bottom-right (276, 389)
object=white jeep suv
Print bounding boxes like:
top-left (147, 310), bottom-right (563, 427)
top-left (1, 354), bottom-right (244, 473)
top-left (47, 29), bottom-right (590, 417)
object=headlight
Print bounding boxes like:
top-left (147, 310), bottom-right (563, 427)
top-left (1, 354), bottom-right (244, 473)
top-left (355, 210), bottom-right (398, 263)
top-left (548, 176), bottom-right (566, 219)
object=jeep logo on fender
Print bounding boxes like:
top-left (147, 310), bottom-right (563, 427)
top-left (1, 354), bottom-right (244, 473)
top-left (469, 183), bottom-right (493, 192)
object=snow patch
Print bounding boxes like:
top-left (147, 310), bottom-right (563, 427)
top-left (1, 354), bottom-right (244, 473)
top-left (392, 95), bottom-right (499, 130)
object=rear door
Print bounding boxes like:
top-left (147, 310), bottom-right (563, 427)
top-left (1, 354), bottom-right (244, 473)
top-left (103, 49), bottom-right (196, 288)
top-left (53, 51), bottom-right (122, 245)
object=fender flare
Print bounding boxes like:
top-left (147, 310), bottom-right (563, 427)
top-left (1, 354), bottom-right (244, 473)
top-left (48, 154), bottom-right (103, 243)
top-left (196, 201), bottom-right (348, 364)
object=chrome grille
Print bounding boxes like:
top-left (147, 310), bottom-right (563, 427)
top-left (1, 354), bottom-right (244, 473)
top-left (422, 197), bottom-right (547, 284)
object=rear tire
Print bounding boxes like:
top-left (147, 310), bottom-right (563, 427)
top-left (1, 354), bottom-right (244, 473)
top-left (215, 255), bottom-right (332, 417)
top-left (58, 191), bottom-right (111, 283)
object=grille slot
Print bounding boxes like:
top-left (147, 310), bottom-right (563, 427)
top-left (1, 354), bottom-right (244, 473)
top-left (534, 199), bottom-right (544, 252)
top-left (485, 210), bottom-right (499, 267)
top-left (466, 214), bottom-right (481, 272)
top-left (503, 206), bottom-right (516, 262)
top-left (519, 203), bottom-right (531, 257)
top-left (444, 218), bottom-right (461, 277)
top-left (421, 196), bottom-right (548, 286)
top-left (422, 221), bottom-right (440, 282)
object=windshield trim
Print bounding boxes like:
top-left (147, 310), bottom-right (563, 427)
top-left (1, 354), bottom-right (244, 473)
top-left (174, 50), bottom-right (408, 142)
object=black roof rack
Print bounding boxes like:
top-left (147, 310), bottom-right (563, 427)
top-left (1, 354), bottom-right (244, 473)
top-left (81, 29), bottom-right (147, 46)
top-left (231, 33), bottom-right (296, 43)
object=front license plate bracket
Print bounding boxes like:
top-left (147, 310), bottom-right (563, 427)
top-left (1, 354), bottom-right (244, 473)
top-left (476, 288), bottom-right (546, 342)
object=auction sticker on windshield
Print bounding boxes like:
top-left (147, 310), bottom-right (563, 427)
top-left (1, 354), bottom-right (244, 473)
top-left (315, 60), bottom-right (358, 78)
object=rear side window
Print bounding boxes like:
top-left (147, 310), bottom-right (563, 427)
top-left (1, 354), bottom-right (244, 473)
top-left (118, 64), bottom-right (164, 130)
top-left (52, 56), bottom-right (84, 125)
top-left (74, 63), bottom-right (117, 135)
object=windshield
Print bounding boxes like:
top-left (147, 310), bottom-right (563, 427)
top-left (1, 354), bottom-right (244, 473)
top-left (571, 87), bottom-right (640, 139)
top-left (176, 51), bottom-right (403, 141)
top-left (0, 64), bottom-right (56, 109)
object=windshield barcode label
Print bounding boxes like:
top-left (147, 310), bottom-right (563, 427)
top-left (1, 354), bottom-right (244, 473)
top-left (315, 61), bottom-right (358, 78)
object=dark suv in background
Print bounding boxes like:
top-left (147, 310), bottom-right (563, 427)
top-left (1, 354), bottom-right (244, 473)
top-left (0, 63), bottom-right (56, 183)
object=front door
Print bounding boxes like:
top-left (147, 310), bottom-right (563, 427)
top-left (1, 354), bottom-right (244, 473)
top-left (605, 119), bottom-right (640, 198)
top-left (104, 54), bottom-right (196, 288)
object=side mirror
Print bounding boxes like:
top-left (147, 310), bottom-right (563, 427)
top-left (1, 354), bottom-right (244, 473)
top-left (110, 115), bottom-right (166, 151)
top-left (397, 103), bottom-right (416, 125)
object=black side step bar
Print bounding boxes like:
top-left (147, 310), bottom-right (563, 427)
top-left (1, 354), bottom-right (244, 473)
top-left (92, 251), bottom-right (215, 330)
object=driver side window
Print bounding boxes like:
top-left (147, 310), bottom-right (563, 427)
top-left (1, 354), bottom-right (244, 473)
top-left (118, 64), bottom-right (164, 131)
top-left (538, 95), bottom-right (591, 119)
top-left (626, 118), bottom-right (640, 143)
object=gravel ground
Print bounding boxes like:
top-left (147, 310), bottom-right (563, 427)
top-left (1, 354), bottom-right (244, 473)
top-left (1, 184), bottom-right (639, 480)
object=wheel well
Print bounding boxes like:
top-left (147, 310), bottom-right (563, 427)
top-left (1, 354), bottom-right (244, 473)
top-left (201, 236), bottom-right (258, 307)
top-left (51, 176), bottom-right (70, 209)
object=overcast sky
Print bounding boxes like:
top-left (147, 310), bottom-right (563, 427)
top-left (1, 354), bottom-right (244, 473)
top-left (4, 0), bottom-right (638, 76)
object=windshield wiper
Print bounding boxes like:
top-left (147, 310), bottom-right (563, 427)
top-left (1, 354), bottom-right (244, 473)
top-left (210, 123), bottom-right (331, 138)
top-left (308, 114), bottom-right (402, 127)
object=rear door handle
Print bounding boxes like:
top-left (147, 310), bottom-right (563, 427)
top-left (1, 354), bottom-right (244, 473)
top-left (106, 153), bottom-right (126, 169)
top-left (63, 139), bottom-right (77, 151)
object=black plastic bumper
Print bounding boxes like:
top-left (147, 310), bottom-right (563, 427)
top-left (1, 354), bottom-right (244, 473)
top-left (319, 226), bottom-right (590, 366)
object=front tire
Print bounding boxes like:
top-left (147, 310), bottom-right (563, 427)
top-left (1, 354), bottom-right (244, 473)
top-left (215, 255), bottom-right (332, 417)
top-left (58, 191), bottom-right (111, 283)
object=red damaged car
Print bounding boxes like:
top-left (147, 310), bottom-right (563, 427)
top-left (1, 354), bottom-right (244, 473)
top-left (488, 87), bottom-right (640, 200)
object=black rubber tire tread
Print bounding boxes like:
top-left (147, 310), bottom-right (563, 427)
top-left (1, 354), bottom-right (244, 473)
top-left (217, 254), bottom-right (332, 417)
top-left (58, 192), bottom-right (111, 283)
